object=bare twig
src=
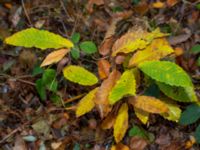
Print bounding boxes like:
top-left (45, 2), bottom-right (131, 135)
top-left (21, 0), bottom-right (32, 26)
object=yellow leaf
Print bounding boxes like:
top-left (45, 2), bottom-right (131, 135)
top-left (152, 1), bottom-right (165, 8)
top-left (131, 96), bottom-right (169, 114)
top-left (111, 143), bottom-right (130, 150)
top-left (40, 49), bottom-right (70, 67)
top-left (63, 65), bottom-right (98, 86)
top-left (114, 103), bottom-right (129, 143)
top-left (112, 28), bottom-right (168, 57)
top-left (76, 88), bottom-right (98, 117)
top-left (109, 69), bottom-right (136, 105)
top-left (129, 38), bottom-right (174, 67)
top-left (134, 108), bottom-right (149, 124)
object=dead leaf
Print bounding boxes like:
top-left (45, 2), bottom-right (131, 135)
top-left (130, 96), bottom-right (169, 114)
top-left (97, 59), bottom-right (111, 79)
top-left (95, 70), bottom-right (121, 118)
top-left (129, 136), bottom-right (148, 150)
top-left (113, 103), bottom-right (129, 143)
top-left (168, 29), bottom-right (191, 45)
top-left (152, 1), bottom-right (165, 8)
top-left (76, 88), bottom-right (98, 117)
top-left (13, 135), bottom-right (27, 150)
top-left (86, 0), bottom-right (104, 13)
top-left (99, 37), bottom-right (115, 56)
top-left (133, 1), bottom-right (149, 15)
top-left (167, 0), bottom-right (179, 7)
top-left (128, 38), bottom-right (174, 67)
top-left (111, 143), bottom-right (130, 150)
top-left (115, 54), bottom-right (126, 64)
top-left (174, 47), bottom-right (184, 56)
top-left (41, 49), bottom-right (70, 67)
top-left (101, 111), bottom-right (117, 129)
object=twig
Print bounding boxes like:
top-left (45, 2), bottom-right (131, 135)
top-left (21, 0), bottom-right (32, 26)
top-left (0, 127), bottom-right (20, 144)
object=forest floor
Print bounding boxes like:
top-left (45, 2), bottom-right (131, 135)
top-left (0, 0), bottom-right (200, 150)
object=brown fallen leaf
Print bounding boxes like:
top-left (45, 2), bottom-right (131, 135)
top-left (101, 111), bottom-right (117, 129)
top-left (41, 49), bottom-right (70, 67)
top-left (86, 0), bottom-right (104, 13)
top-left (97, 59), bottom-right (111, 79)
top-left (167, 0), bottom-right (179, 7)
top-left (168, 29), bottom-right (191, 45)
top-left (129, 136), bottom-right (148, 150)
top-left (99, 37), bottom-right (115, 56)
top-left (95, 70), bottom-right (121, 118)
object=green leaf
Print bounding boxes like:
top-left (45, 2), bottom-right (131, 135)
top-left (139, 61), bottom-right (193, 87)
top-left (32, 66), bottom-right (44, 76)
top-left (36, 79), bottom-right (46, 101)
top-left (179, 104), bottom-right (200, 125)
top-left (50, 93), bottom-right (62, 105)
top-left (71, 32), bottom-right (80, 44)
top-left (196, 3), bottom-right (200, 10)
top-left (109, 69), bottom-right (136, 104)
top-left (80, 41), bottom-right (97, 54)
top-left (195, 124), bottom-right (200, 144)
top-left (42, 69), bottom-right (57, 92)
top-left (63, 65), bottom-right (98, 86)
top-left (5, 28), bottom-right (74, 50)
top-left (71, 47), bottom-right (80, 60)
top-left (191, 44), bottom-right (200, 54)
top-left (157, 82), bottom-right (197, 102)
top-left (128, 125), bottom-right (148, 139)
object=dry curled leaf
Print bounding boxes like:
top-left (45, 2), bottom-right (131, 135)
top-left (41, 49), bottom-right (70, 67)
top-left (97, 59), bottom-right (111, 79)
top-left (95, 70), bottom-right (121, 118)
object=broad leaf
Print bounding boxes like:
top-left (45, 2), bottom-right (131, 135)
top-left (71, 32), bottom-right (80, 44)
top-left (161, 100), bottom-right (181, 122)
top-left (95, 70), bottom-right (121, 118)
top-left (112, 28), bottom-right (168, 56)
top-left (114, 103), bottom-right (129, 143)
top-left (41, 49), bottom-right (70, 67)
top-left (139, 61), bottom-right (193, 87)
top-left (179, 104), bottom-right (200, 125)
top-left (131, 96), bottom-right (169, 114)
top-left (134, 108), bottom-right (149, 124)
top-left (109, 69), bottom-right (136, 105)
top-left (71, 47), bottom-right (80, 60)
top-left (42, 69), bottom-right (57, 92)
top-left (97, 59), bottom-right (111, 79)
top-left (157, 82), bottom-right (197, 102)
top-left (129, 38), bottom-right (174, 67)
top-left (5, 28), bottom-right (73, 50)
top-left (63, 65), bottom-right (98, 86)
top-left (128, 125), bottom-right (148, 139)
top-left (101, 112), bottom-right (117, 129)
top-left (76, 88), bottom-right (98, 117)
top-left (191, 44), bottom-right (200, 54)
top-left (80, 41), bottom-right (97, 54)
top-left (195, 124), bottom-right (200, 144)
top-left (36, 79), bottom-right (46, 101)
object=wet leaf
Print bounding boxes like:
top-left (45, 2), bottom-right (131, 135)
top-left (134, 108), bottom-right (149, 124)
top-left (5, 28), bottom-right (73, 50)
top-left (157, 82), bottom-right (197, 102)
top-left (40, 49), bottom-right (70, 67)
top-left (131, 96), bottom-right (169, 114)
top-left (129, 38), bottom-right (174, 67)
top-left (179, 104), bottom-right (200, 125)
top-left (109, 69), bottom-right (136, 105)
top-left (112, 28), bottom-right (168, 56)
top-left (111, 143), bottom-right (130, 150)
top-left (139, 61), bottom-right (193, 87)
top-left (76, 88), bottom-right (98, 117)
top-left (63, 65), bottom-right (98, 86)
top-left (95, 70), bottom-right (121, 118)
top-left (114, 103), bottom-right (129, 143)
top-left (97, 59), bottom-right (111, 79)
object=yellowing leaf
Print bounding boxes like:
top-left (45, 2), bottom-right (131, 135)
top-left (152, 2), bottom-right (165, 8)
top-left (134, 108), bottom-right (149, 124)
top-left (111, 143), bottom-right (130, 150)
top-left (5, 28), bottom-right (73, 50)
top-left (114, 103), bottom-right (129, 143)
top-left (131, 96), bottom-right (169, 114)
top-left (109, 69), bottom-right (136, 105)
top-left (76, 88), bottom-right (98, 117)
top-left (63, 65), bottom-right (98, 86)
top-left (95, 70), bottom-right (121, 118)
top-left (112, 28), bottom-right (168, 56)
top-left (129, 38), bottom-right (174, 67)
top-left (161, 100), bottom-right (181, 122)
top-left (40, 49), bottom-right (70, 67)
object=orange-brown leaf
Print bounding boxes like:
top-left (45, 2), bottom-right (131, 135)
top-left (97, 59), bottom-right (111, 79)
top-left (131, 96), bottom-right (169, 114)
top-left (111, 143), bottom-right (130, 150)
top-left (99, 37), bottom-right (114, 56)
top-left (41, 49), bottom-right (70, 67)
top-left (114, 103), bottom-right (129, 143)
top-left (95, 70), bottom-right (121, 118)
top-left (101, 112), bottom-right (117, 129)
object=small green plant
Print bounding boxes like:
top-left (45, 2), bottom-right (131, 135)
top-left (5, 27), bottom-right (198, 146)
